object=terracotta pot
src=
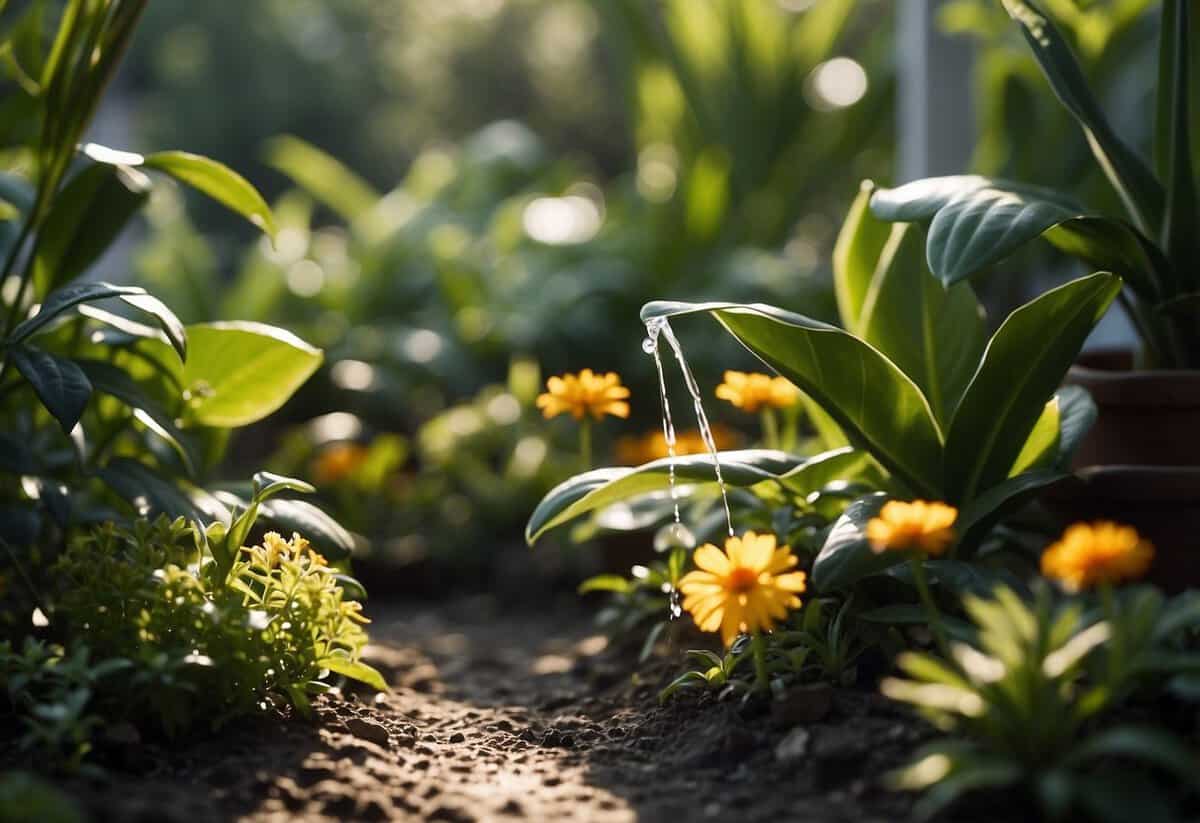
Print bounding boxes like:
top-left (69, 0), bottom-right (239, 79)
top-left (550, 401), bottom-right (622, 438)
top-left (1048, 350), bottom-right (1200, 589)
top-left (1066, 350), bottom-right (1200, 468)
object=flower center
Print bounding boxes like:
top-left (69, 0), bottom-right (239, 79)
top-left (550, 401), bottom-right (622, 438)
top-left (726, 566), bottom-right (759, 594)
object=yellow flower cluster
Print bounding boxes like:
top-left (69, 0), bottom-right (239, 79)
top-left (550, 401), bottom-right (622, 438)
top-left (536, 369), bottom-right (631, 421)
top-left (867, 500), bottom-right (958, 556)
top-left (1041, 521), bottom-right (1153, 592)
top-left (243, 532), bottom-right (328, 571)
top-left (679, 532), bottom-right (807, 647)
top-left (715, 371), bottom-right (799, 413)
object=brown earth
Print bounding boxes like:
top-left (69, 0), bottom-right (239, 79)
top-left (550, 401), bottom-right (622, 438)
top-left (54, 597), bottom-right (955, 823)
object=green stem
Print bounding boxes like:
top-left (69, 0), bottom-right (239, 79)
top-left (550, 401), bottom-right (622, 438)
top-left (910, 556), bottom-right (950, 658)
top-left (751, 631), bottom-right (769, 692)
top-left (760, 408), bottom-right (779, 450)
top-left (579, 419), bottom-right (592, 468)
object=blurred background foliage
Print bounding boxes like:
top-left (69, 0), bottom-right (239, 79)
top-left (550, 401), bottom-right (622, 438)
top-left (110, 0), bottom-right (1164, 578)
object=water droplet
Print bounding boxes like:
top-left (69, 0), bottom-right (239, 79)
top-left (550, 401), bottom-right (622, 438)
top-left (654, 522), bottom-right (696, 554)
top-left (642, 337), bottom-right (657, 355)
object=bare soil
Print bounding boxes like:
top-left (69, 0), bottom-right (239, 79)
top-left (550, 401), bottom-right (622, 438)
top-left (55, 597), bottom-right (939, 822)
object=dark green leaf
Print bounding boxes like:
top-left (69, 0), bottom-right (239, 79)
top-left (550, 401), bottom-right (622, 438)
top-left (8, 345), bottom-right (91, 432)
top-left (1001, 0), bottom-right (1164, 232)
top-left (642, 301), bottom-right (943, 497)
top-left (858, 222), bottom-right (987, 425)
top-left (1069, 726), bottom-right (1200, 790)
top-left (943, 273), bottom-right (1121, 502)
top-left (0, 503), bottom-right (41, 546)
top-left (99, 457), bottom-right (200, 520)
top-left (1161, 0), bottom-right (1198, 287)
top-left (833, 180), bottom-right (892, 333)
top-left (526, 449), bottom-right (810, 544)
top-left (0, 432), bottom-right (35, 474)
top-left (811, 493), bottom-right (901, 591)
top-left (1054, 385), bottom-right (1097, 467)
top-left (956, 469), bottom-right (1069, 552)
top-left (31, 163), bottom-right (149, 296)
top-left (257, 498), bottom-right (354, 561)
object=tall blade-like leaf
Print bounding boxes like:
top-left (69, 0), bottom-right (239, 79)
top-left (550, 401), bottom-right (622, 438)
top-left (8, 345), bottom-right (91, 433)
top-left (264, 136), bottom-right (380, 223)
top-left (642, 301), bottom-right (944, 496)
top-left (1001, 0), bottom-right (1164, 232)
top-left (526, 449), bottom-right (812, 544)
top-left (1161, 0), bottom-right (1198, 288)
top-left (858, 223), bottom-right (986, 426)
top-left (1008, 397), bottom-right (1060, 478)
top-left (833, 180), bottom-right (892, 333)
top-left (943, 273), bottom-right (1122, 503)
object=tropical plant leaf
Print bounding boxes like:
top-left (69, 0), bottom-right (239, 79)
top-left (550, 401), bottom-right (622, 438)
top-left (1054, 385), bottom-right (1097, 467)
top-left (858, 222), bottom-right (987, 426)
top-left (956, 469), bottom-right (1069, 553)
top-left (641, 302), bottom-right (943, 496)
top-left (264, 136), bottom-right (380, 223)
top-left (833, 180), bottom-right (892, 333)
top-left (31, 162), bottom-right (149, 297)
top-left (1008, 397), bottom-right (1060, 477)
top-left (943, 273), bottom-right (1121, 503)
top-left (142, 151), bottom-right (276, 238)
top-left (1001, 0), bottom-right (1164, 232)
top-left (526, 449), bottom-right (810, 544)
top-left (1160, 0), bottom-right (1198, 288)
top-left (98, 457), bottom-right (199, 519)
top-left (8, 345), bottom-right (91, 433)
top-left (811, 493), bottom-right (901, 591)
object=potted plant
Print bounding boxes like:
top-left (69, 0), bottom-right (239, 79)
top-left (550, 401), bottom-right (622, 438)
top-left (865, 0), bottom-right (1200, 580)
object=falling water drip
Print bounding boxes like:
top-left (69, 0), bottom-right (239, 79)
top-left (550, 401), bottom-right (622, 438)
top-left (644, 316), bottom-right (735, 539)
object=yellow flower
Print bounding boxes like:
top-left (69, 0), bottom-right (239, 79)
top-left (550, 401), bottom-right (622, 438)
top-left (244, 532), bottom-right (325, 569)
top-left (536, 369), bottom-right (631, 421)
top-left (1041, 521), bottom-right (1153, 592)
top-left (679, 532), bottom-right (807, 647)
top-left (311, 442), bottom-right (369, 485)
top-left (867, 500), bottom-right (958, 556)
top-left (614, 425), bottom-right (740, 465)
top-left (715, 370), bottom-right (799, 413)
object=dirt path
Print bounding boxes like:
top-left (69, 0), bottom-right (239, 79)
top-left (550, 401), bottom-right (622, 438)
top-left (66, 597), bottom-right (928, 822)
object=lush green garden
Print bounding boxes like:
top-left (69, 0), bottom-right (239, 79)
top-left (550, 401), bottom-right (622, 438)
top-left (1, 1), bottom-right (1199, 821)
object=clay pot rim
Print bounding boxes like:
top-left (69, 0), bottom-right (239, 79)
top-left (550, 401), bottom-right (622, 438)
top-left (1059, 464), bottom-right (1200, 502)
top-left (1068, 348), bottom-right (1200, 406)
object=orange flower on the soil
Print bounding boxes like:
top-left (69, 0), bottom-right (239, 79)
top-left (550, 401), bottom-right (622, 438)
top-left (310, 442), bottom-right (369, 485)
top-left (1041, 521), bottom-right (1154, 592)
top-left (866, 500), bottom-right (958, 557)
top-left (614, 425), bottom-right (740, 465)
top-left (679, 532), bottom-right (807, 647)
top-left (715, 371), bottom-right (800, 413)
top-left (536, 370), bottom-right (631, 421)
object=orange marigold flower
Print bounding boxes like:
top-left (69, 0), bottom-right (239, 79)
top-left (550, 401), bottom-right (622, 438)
top-left (536, 369), bottom-right (631, 421)
top-left (1041, 521), bottom-right (1153, 592)
top-left (715, 370), bottom-right (799, 413)
top-left (311, 442), bottom-right (369, 485)
top-left (679, 531), bottom-right (807, 647)
top-left (866, 500), bottom-right (958, 557)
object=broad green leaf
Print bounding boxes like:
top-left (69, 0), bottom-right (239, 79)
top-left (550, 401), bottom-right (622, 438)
top-left (75, 359), bottom-right (196, 477)
top-left (319, 657), bottom-right (387, 692)
top-left (526, 449), bottom-right (809, 544)
top-left (798, 391), bottom-right (849, 450)
top-left (943, 273), bottom-right (1121, 503)
top-left (153, 322), bottom-right (322, 428)
top-left (1008, 397), bottom-right (1060, 477)
top-left (833, 180), bottom-right (892, 333)
top-left (956, 468), bottom-right (1070, 553)
top-left (31, 163), bottom-right (150, 296)
top-left (774, 447), bottom-right (874, 496)
top-left (871, 176), bottom-right (1162, 298)
top-left (8, 345), bottom-right (91, 433)
top-left (10, 281), bottom-right (186, 363)
top-left (99, 457), bottom-right (200, 520)
top-left (142, 151), bottom-right (276, 238)
top-left (257, 498), bottom-right (354, 561)
top-left (264, 136), bottom-right (380, 223)
top-left (811, 493), bottom-right (902, 591)
top-left (1001, 0), bottom-right (1164, 232)
top-left (858, 223), bottom-right (987, 426)
top-left (642, 301), bottom-right (943, 497)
